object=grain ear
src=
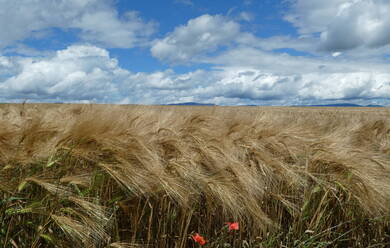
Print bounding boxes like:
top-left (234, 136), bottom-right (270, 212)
top-left (0, 104), bottom-right (389, 247)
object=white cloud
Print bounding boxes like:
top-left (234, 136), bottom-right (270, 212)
top-left (73, 10), bottom-right (156, 48)
top-left (151, 15), bottom-right (240, 64)
top-left (151, 3), bottom-right (390, 61)
top-left (0, 56), bottom-right (20, 82)
top-left (151, 14), bottom-right (321, 64)
top-left (285, 0), bottom-right (345, 34)
top-left (0, 45), bottom-right (129, 102)
top-left (148, 44), bottom-right (390, 105)
top-left (298, 72), bottom-right (390, 100)
top-left (0, 1), bottom-right (388, 106)
top-left (332, 52), bottom-right (342, 57)
top-left (285, 0), bottom-right (390, 51)
top-left (0, 0), bottom-right (156, 49)
top-left (236, 33), bottom-right (317, 54)
top-left (237, 11), bottom-right (255, 22)
top-left (2, 43), bottom-right (53, 57)
top-left (184, 67), bottom-right (390, 104)
top-left (0, 56), bottom-right (11, 68)
top-left (1, 45), bottom-right (389, 105)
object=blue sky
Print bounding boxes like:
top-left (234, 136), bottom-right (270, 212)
top-left (0, 0), bottom-right (389, 105)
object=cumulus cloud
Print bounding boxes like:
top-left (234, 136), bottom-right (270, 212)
top-left (1, 45), bottom-right (389, 105)
top-left (151, 14), bottom-right (240, 64)
top-left (0, 45), bottom-right (129, 102)
top-left (0, 56), bottom-right (20, 82)
top-left (298, 72), bottom-right (390, 100)
top-left (236, 33), bottom-right (317, 54)
top-left (179, 67), bottom-right (390, 104)
top-left (0, 56), bottom-right (11, 68)
top-left (73, 10), bottom-right (156, 48)
top-left (0, 0), bottom-right (156, 49)
top-left (135, 67), bottom-right (390, 105)
top-left (151, 14), bottom-right (320, 63)
top-left (203, 47), bottom-right (366, 74)
top-left (286, 0), bottom-right (390, 51)
top-left (1, 1), bottom-right (388, 106)
top-left (143, 44), bottom-right (390, 105)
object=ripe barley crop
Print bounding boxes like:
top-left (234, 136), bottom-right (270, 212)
top-left (0, 104), bottom-right (389, 247)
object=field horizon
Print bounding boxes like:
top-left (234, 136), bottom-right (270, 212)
top-left (1, 104), bottom-right (389, 247)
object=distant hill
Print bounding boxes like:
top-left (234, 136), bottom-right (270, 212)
top-left (309, 103), bottom-right (362, 107)
top-left (294, 103), bottom-right (384, 107)
top-left (365, 104), bottom-right (384, 107)
top-left (238, 103), bottom-right (385, 107)
top-left (167, 102), bottom-right (216, 106)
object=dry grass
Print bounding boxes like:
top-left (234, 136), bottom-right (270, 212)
top-left (0, 103), bottom-right (389, 247)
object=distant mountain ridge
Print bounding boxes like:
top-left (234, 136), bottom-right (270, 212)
top-left (167, 102), bottom-right (216, 106)
top-left (167, 102), bottom-right (384, 107)
top-left (17, 102), bottom-right (384, 107)
top-left (298, 103), bottom-right (384, 107)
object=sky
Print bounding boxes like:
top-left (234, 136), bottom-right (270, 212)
top-left (0, 0), bottom-right (389, 106)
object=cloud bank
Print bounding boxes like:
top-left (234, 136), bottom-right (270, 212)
top-left (0, 1), bottom-right (389, 106)
top-left (151, 15), bottom-right (240, 64)
top-left (286, 0), bottom-right (390, 52)
top-left (1, 45), bottom-right (389, 105)
top-left (0, 0), bottom-right (156, 49)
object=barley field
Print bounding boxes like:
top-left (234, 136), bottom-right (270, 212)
top-left (0, 104), bottom-right (389, 247)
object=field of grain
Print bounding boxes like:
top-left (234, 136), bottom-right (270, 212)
top-left (0, 104), bottom-right (389, 247)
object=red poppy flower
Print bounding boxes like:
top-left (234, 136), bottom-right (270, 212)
top-left (192, 233), bottom-right (206, 245)
top-left (226, 222), bottom-right (239, 231)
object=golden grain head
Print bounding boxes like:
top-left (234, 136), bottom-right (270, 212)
top-left (0, 104), bottom-right (389, 247)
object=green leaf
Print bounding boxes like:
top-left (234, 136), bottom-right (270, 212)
top-left (40, 234), bottom-right (54, 243)
top-left (26, 201), bottom-right (43, 209)
top-left (312, 185), bottom-right (322, 194)
top-left (5, 207), bottom-right (32, 215)
top-left (18, 181), bottom-right (29, 192)
top-left (1, 197), bottom-right (25, 205)
top-left (46, 155), bottom-right (58, 168)
top-left (2, 164), bottom-right (13, 170)
top-left (107, 196), bottom-right (123, 205)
